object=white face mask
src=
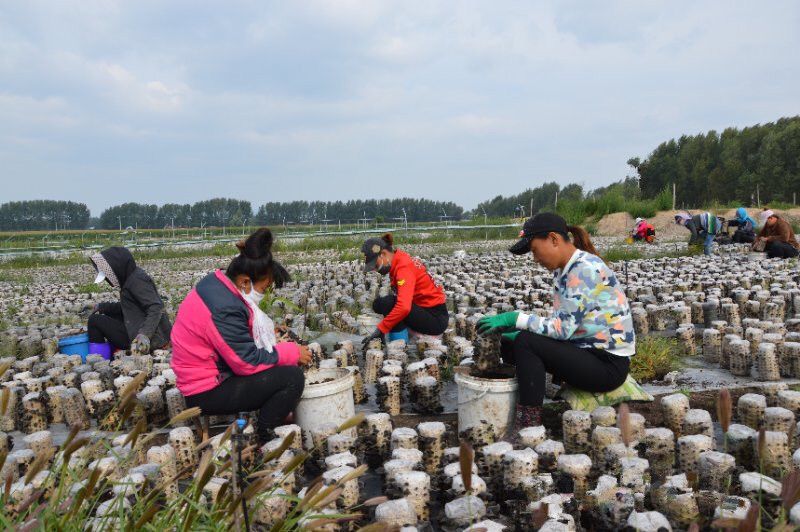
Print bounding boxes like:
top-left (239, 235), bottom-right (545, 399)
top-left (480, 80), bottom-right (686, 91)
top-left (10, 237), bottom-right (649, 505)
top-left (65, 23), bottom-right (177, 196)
top-left (241, 284), bottom-right (265, 306)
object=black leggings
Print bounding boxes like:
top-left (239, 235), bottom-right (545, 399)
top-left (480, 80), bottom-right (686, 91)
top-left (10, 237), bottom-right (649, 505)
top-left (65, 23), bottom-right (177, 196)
top-left (87, 313), bottom-right (131, 349)
top-left (501, 331), bottom-right (630, 407)
top-left (732, 230), bottom-right (755, 244)
top-left (372, 296), bottom-right (449, 335)
top-left (766, 241), bottom-right (799, 259)
top-left (186, 366), bottom-right (305, 440)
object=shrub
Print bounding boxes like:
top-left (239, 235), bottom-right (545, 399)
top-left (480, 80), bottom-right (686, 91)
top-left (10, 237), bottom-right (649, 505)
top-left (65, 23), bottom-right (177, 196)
top-left (603, 247), bottom-right (643, 262)
top-left (630, 336), bottom-right (682, 382)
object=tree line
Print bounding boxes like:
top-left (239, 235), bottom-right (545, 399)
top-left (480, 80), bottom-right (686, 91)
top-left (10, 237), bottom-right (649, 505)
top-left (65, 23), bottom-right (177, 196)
top-left (633, 115), bottom-right (800, 207)
top-left (4, 116), bottom-right (798, 230)
top-left (254, 198), bottom-right (464, 226)
top-left (97, 199), bottom-right (253, 230)
top-left (0, 197), bottom-right (464, 231)
top-left (0, 201), bottom-right (90, 231)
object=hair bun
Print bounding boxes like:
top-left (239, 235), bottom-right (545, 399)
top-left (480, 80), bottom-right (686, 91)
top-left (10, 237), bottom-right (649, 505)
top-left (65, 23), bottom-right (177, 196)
top-left (235, 240), bottom-right (246, 252)
top-left (382, 233), bottom-right (394, 247)
top-left (242, 228), bottom-right (274, 260)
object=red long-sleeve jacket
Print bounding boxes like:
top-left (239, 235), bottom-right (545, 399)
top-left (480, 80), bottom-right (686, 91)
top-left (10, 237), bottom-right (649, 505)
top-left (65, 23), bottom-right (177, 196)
top-left (378, 250), bottom-right (447, 334)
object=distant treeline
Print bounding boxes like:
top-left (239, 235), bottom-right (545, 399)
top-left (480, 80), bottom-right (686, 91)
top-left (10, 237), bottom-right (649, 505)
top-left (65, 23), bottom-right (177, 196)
top-left (475, 116), bottom-right (800, 219)
top-left (98, 199), bottom-right (253, 230)
top-left (0, 200), bottom-right (90, 231)
top-left (4, 116), bottom-right (798, 231)
top-left (255, 199), bottom-right (464, 226)
top-left (635, 116), bottom-right (800, 206)
top-left (0, 197), bottom-right (463, 231)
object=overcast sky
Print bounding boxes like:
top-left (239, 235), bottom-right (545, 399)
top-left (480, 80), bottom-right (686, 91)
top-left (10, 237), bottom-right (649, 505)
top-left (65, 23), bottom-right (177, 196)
top-left (2, 1), bottom-right (799, 214)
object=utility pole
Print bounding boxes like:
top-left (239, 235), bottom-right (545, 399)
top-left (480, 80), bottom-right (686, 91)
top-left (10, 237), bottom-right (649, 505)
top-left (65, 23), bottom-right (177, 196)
top-left (171, 216), bottom-right (175, 239)
top-left (672, 183), bottom-right (676, 210)
top-left (757, 184), bottom-right (761, 207)
top-left (529, 197), bottom-right (533, 218)
top-left (554, 190), bottom-right (559, 209)
top-left (118, 216), bottom-right (122, 231)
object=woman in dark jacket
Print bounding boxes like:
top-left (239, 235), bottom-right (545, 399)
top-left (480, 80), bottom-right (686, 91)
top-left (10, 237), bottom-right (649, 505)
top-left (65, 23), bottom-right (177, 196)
top-left (88, 247), bottom-right (172, 356)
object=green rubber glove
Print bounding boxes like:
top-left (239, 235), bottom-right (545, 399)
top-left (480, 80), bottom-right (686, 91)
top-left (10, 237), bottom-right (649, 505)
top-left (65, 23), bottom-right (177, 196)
top-left (501, 331), bottom-right (520, 343)
top-left (476, 312), bottom-right (519, 335)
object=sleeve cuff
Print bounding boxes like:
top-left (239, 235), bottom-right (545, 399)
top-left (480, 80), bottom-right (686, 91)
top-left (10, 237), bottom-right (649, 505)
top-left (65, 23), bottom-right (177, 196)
top-left (275, 342), bottom-right (301, 366)
top-left (516, 312), bottom-right (531, 330)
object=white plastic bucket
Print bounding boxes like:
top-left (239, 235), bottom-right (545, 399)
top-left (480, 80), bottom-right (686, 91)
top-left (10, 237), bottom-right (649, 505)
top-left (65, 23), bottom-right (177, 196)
top-left (357, 314), bottom-right (381, 335)
top-left (295, 368), bottom-right (356, 449)
top-left (454, 366), bottom-right (518, 439)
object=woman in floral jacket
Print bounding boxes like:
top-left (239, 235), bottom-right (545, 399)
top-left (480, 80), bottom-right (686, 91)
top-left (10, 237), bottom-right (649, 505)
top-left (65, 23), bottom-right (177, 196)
top-left (478, 213), bottom-right (635, 430)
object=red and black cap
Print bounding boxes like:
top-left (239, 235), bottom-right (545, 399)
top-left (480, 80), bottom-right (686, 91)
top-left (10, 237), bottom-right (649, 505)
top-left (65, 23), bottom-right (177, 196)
top-left (509, 213), bottom-right (569, 255)
top-left (361, 237), bottom-right (391, 272)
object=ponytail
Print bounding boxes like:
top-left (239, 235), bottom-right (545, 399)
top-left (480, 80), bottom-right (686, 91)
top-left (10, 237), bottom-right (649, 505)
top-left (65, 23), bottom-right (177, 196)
top-left (381, 232), bottom-right (394, 251)
top-left (566, 225), bottom-right (599, 256)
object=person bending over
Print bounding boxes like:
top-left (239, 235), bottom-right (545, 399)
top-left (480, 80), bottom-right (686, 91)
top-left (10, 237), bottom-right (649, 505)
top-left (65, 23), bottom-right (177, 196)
top-left (754, 210), bottom-right (800, 259)
top-left (632, 217), bottom-right (656, 243)
top-left (477, 213), bottom-right (635, 431)
top-left (674, 212), bottom-right (721, 256)
top-left (170, 228), bottom-right (311, 443)
top-left (88, 247), bottom-right (172, 357)
top-left (361, 233), bottom-right (449, 346)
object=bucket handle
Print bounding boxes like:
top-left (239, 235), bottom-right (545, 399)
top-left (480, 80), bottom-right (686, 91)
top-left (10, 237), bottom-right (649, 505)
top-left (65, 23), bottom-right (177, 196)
top-left (457, 388), bottom-right (489, 406)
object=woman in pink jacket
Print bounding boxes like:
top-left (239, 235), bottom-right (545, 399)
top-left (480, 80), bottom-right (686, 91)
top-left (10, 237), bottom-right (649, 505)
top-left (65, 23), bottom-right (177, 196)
top-left (170, 228), bottom-right (310, 443)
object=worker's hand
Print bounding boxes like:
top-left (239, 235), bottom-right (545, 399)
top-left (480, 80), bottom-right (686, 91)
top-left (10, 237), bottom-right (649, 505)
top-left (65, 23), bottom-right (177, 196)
top-left (130, 334), bottom-right (151, 355)
top-left (298, 345), bottom-right (312, 366)
top-left (477, 312), bottom-right (519, 335)
top-left (361, 328), bottom-right (384, 348)
top-left (501, 331), bottom-right (521, 343)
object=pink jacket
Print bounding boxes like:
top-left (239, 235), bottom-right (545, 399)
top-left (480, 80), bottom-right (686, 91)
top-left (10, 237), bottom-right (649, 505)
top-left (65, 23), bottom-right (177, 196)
top-left (170, 270), bottom-right (300, 396)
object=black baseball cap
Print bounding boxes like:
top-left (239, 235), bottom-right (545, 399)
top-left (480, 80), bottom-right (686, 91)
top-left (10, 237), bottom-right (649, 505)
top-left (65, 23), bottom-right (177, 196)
top-left (509, 213), bottom-right (569, 255)
top-left (361, 237), bottom-right (390, 272)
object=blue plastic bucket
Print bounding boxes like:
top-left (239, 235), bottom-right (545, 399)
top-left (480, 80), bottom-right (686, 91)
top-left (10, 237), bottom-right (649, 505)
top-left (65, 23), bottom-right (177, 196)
top-left (58, 333), bottom-right (90, 362)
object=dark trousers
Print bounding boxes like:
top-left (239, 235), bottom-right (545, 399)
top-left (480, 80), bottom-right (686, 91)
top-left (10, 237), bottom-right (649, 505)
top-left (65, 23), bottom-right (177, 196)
top-left (186, 366), bottom-right (305, 440)
top-left (87, 313), bottom-right (130, 349)
top-left (372, 296), bottom-right (449, 335)
top-left (732, 230), bottom-right (755, 244)
top-left (766, 241), bottom-right (799, 259)
top-left (501, 331), bottom-right (630, 407)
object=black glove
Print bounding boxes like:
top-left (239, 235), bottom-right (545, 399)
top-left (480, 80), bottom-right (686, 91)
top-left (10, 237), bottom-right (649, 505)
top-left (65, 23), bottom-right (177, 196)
top-left (361, 328), bottom-right (384, 348)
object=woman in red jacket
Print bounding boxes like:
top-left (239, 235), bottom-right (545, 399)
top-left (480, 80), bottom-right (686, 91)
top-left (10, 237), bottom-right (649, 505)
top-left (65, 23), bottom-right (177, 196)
top-left (361, 233), bottom-right (449, 346)
top-left (170, 228), bottom-right (311, 443)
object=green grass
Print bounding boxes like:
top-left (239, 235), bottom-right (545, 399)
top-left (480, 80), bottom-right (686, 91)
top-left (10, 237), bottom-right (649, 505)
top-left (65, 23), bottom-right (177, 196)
top-left (75, 282), bottom-right (108, 294)
top-left (630, 335), bottom-right (683, 382)
top-left (603, 247), bottom-right (644, 262)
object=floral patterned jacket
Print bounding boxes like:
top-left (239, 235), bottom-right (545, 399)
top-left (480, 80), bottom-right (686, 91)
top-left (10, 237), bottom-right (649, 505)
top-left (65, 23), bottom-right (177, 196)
top-left (515, 250), bottom-right (635, 356)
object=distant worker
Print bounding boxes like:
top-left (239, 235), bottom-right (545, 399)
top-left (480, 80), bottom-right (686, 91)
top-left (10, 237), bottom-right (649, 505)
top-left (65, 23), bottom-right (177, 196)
top-left (632, 217), bottom-right (656, 243)
top-left (728, 207), bottom-right (757, 244)
top-left (88, 247), bottom-right (172, 358)
top-left (674, 212), bottom-right (722, 256)
top-left (754, 210), bottom-right (800, 259)
top-left (361, 233), bottom-right (449, 346)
